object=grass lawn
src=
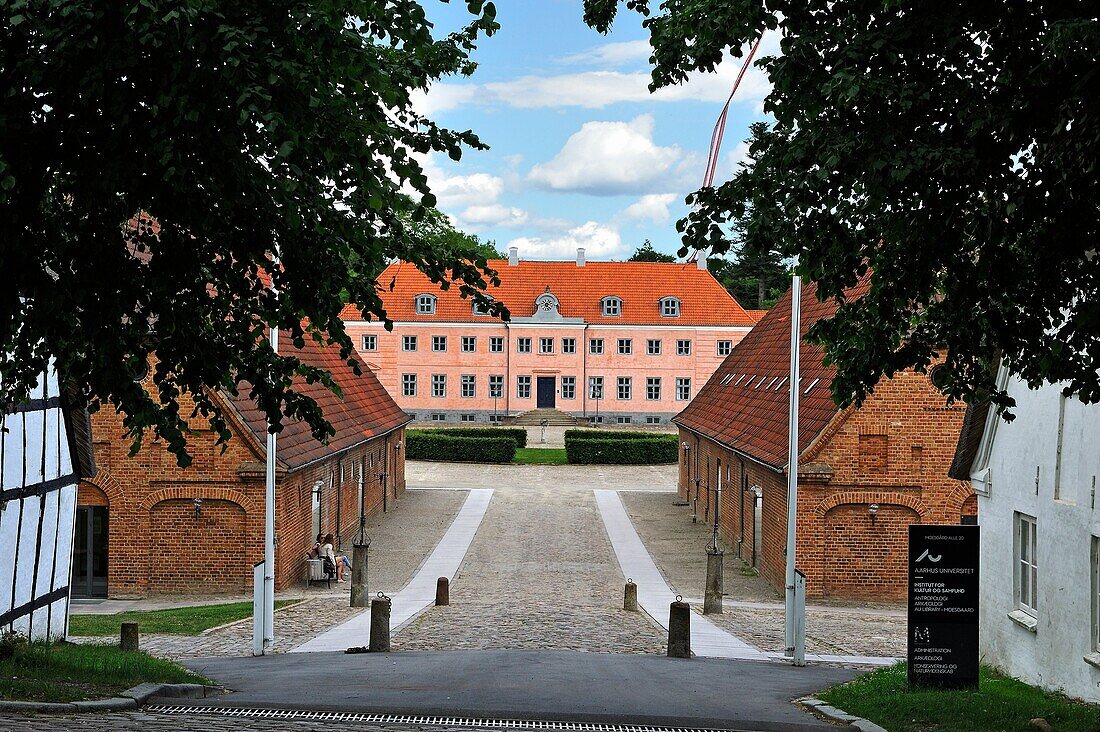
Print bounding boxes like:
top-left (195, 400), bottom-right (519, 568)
top-left (69, 599), bottom-right (296, 637)
top-left (512, 447), bottom-right (569, 465)
top-left (818, 662), bottom-right (1100, 732)
top-left (0, 641), bottom-right (209, 703)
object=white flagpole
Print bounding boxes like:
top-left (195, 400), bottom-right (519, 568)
top-left (264, 325), bottom-right (277, 650)
top-left (783, 257), bottom-right (804, 664)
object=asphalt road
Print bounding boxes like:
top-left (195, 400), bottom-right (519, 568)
top-left (178, 649), bottom-right (860, 731)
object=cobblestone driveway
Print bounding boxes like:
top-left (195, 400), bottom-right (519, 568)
top-left (620, 492), bottom-right (905, 659)
top-left (396, 475), bottom-right (667, 654)
top-left (71, 489), bottom-right (467, 661)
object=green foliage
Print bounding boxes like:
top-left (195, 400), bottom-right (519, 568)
top-left (406, 430), bottom-right (516, 463)
top-left (1, 0), bottom-right (502, 465)
top-left (564, 429), bottom-right (670, 441)
top-left (0, 639), bottom-right (209, 703)
top-left (819, 662), bottom-right (1100, 732)
top-left (627, 239), bottom-right (677, 263)
top-left (584, 2), bottom-right (1100, 414)
top-left (68, 600), bottom-right (295, 637)
top-left (413, 426), bottom-right (527, 448)
top-left (564, 431), bottom-right (678, 464)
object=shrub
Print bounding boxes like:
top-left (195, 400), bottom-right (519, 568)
top-left (564, 433), bottom-right (678, 465)
top-left (564, 429), bottom-right (669, 442)
top-left (416, 426), bottom-right (527, 448)
top-left (406, 431), bottom-right (516, 463)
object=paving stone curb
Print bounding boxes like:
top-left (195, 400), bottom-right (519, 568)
top-left (799, 697), bottom-right (888, 732)
top-left (0, 683), bottom-right (223, 714)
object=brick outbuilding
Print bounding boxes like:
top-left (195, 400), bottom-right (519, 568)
top-left (74, 336), bottom-right (410, 598)
top-left (674, 278), bottom-right (974, 602)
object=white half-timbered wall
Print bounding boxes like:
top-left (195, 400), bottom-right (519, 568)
top-left (0, 364), bottom-right (78, 641)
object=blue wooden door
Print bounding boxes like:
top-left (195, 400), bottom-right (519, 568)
top-left (536, 377), bottom-right (556, 408)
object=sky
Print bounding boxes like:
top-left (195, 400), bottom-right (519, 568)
top-left (413, 0), bottom-right (777, 262)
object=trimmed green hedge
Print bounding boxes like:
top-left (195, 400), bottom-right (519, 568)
top-left (406, 431), bottom-right (517, 464)
top-left (564, 432), bottom-right (678, 465)
top-left (564, 429), bottom-right (669, 442)
top-left (415, 426), bottom-right (528, 448)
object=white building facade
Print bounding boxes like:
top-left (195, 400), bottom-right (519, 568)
top-left (0, 364), bottom-right (83, 641)
top-left (957, 363), bottom-right (1100, 702)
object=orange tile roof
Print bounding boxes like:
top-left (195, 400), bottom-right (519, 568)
top-left (342, 260), bottom-right (755, 327)
top-left (674, 277), bottom-right (872, 470)
top-left (747, 309), bottom-right (768, 323)
top-left (227, 335), bottom-right (410, 470)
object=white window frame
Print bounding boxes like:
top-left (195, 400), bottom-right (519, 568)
top-left (402, 335), bottom-right (417, 352)
top-left (660, 297), bottom-right (680, 317)
top-left (431, 374), bottom-right (446, 398)
top-left (461, 336), bottom-right (477, 353)
top-left (516, 375), bottom-right (532, 399)
top-left (617, 338), bottom-right (632, 355)
top-left (1015, 513), bottom-right (1038, 616)
top-left (646, 377), bottom-right (661, 401)
top-left (416, 294), bottom-right (437, 315)
top-left (589, 338), bottom-right (604, 355)
top-left (539, 337), bottom-right (554, 354)
top-left (717, 340), bottom-right (733, 356)
top-left (432, 335), bottom-right (447, 352)
top-left (562, 338), bottom-right (576, 354)
top-left (617, 376), bottom-right (632, 400)
top-left (602, 296), bottom-right (622, 317)
top-left (517, 337), bottom-right (532, 353)
top-left (589, 376), bottom-right (604, 400)
top-left (460, 374), bottom-right (475, 398)
top-left (402, 373), bottom-right (417, 397)
top-left (489, 336), bottom-right (505, 353)
top-left (676, 339), bottom-right (692, 356)
top-left (676, 377), bottom-right (691, 401)
top-left (361, 334), bottom-right (378, 352)
top-left (561, 376), bottom-right (576, 400)
top-left (488, 375), bottom-right (504, 399)
top-left (647, 339), bottom-right (661, 356)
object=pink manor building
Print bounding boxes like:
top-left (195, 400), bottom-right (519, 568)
top-left (341, 248), bottom-right (759, 426)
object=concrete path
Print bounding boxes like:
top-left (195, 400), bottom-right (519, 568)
top-left (293, 489), bottom-right (493, 652)
top-left (594, 490), bottom-right (768, 661)
top-left (595, 490), bottom-right (896, 667)
top-left (181, 649), bottom-right (857, 731)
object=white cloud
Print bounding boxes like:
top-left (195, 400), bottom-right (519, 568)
top-left (458, 204), bottom-right (529, 228)
top-left (529, 115), bottom-right (691, 196)
top-left (558, 40), bottom-right (652, 67)
top-left (727, 140), bottom-right (752, 175)
top-left (621, 193), bottom-right (678, 224)
top-left (507, 221), bottom-right (625, 259)
top-left (420, 34), bottom-right (779, 113)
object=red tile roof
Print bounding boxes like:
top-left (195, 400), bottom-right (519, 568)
top-left (342, 260), bottom-right (755, 327)
top-left (674, 277), bottom-right (871, 470)
top-left (747, 309), bottom-right (768, 323)
top-left (227, 335), bottom-right (410, 470)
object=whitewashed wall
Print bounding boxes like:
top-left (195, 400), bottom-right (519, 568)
top-left (970, 368), bottom-right (1100, 702)
top-left (0, 365), bottom-right (78, 641)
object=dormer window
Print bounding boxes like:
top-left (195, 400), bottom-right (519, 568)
top-left (601, 296), bottom-right (622, 317)
top-left (415, 294), bottom-right (436, 315)
top-left (472, 298), bottom-right (492, 316)
top-left (660, 297), bottom-right (681, 318)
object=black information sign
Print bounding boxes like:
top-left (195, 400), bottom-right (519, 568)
top-left (907, 524), bottom-right (979, 689)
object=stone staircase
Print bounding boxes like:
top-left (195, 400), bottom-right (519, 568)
top-left (503, 408), bottom-right (580, 427)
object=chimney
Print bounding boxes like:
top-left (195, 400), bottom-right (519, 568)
top-left (697, 254), bottom-right (708, 271)
top-left (576, 248), bottom-right (586, 267)
top-left (508, 246), bottom-right (519, 266)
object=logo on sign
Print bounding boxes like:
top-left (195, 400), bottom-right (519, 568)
top-left (916, 549), bottom-right (942, 563)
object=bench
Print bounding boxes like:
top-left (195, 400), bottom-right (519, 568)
top-left (305, 556), bottom-right (335, 589)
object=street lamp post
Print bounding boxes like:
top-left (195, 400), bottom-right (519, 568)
top-left (783, 261), bottom-right (806, 666)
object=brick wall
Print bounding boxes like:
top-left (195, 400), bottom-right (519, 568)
top-left (677, 368), bottom-right (974, 602)
top-left (81, 385), bottom-right (407, 597)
